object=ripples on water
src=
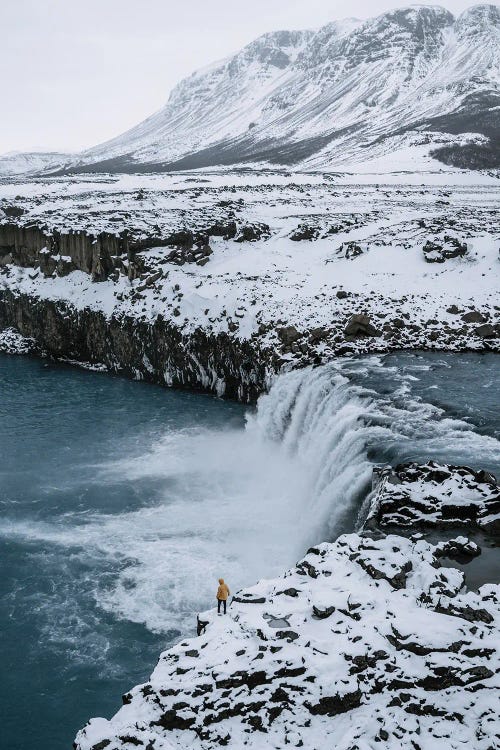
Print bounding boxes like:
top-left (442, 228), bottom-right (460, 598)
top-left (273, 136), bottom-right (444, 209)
top-left (0, 352), bottom-right (498, 750)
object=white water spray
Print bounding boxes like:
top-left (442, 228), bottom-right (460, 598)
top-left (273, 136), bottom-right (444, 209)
top-left (2, 357), bottom-right (499, 639)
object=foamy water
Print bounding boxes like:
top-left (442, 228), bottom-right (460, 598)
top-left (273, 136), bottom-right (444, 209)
top-left (0, 352), bottom-right (499, 750)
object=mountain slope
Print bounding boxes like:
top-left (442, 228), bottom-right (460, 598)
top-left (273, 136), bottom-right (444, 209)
top-left (0, 151), bottom-right (73, 176)
top-left (3, 4), bottom-right (499, 175)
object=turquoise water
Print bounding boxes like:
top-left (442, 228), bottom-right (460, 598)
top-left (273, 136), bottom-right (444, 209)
top-left (0, 357), bottom-right (247, 750)
top-left (0, 352), bottom-right (498, 750)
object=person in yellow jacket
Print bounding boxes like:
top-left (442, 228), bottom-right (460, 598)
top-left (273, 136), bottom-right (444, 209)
top-left (216, 578), bottom-right (230, 615)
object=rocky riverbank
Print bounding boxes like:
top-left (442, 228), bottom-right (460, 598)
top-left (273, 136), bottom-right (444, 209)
top-left (74, 463), bottom-right (499, 750)
top-left (0, 288), bottom-right (271, 401)
top-left (1, 173), bottom-right (498, 399)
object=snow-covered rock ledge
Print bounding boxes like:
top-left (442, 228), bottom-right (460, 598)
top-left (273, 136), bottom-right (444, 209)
top-left (74, 531), bottom-right (499, 750)
top-left (367, 462), bottom-right (500, 536)
top-left (1, 174), bottom-right (499, 400)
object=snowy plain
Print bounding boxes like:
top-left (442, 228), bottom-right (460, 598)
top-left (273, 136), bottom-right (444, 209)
top-left (1, 166), bottom-right (498, 371)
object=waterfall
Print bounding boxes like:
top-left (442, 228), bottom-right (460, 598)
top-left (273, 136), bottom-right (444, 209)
top-left (248, 365), bottom-right (374, 542)
top-left (248, 355), bottom-right (500, 543)
top-left (1, 353), bottom-right (498, 637)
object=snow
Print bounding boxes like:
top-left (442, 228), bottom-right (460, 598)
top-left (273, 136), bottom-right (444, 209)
top-left (2, 5), bottom-right (499, 175)
top-left (0, 327), bottom-right (36, 355)
top-left (74, 530), bottom-right (500, 750)
top-left (1, 171), bottom-right (498, 363)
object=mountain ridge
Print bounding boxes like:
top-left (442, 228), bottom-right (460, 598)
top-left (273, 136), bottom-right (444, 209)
top-left (2, 4), bottom-right (499, 175)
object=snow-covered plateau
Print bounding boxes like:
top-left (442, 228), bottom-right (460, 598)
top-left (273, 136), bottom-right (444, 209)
top-left (0, 169), bottom-right (498, 400)
top-left (73, 458), bottom-right (499, 750)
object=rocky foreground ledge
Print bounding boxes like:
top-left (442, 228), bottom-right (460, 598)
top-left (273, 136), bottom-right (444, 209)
top-left (74, 464), bottom-right (500, 750)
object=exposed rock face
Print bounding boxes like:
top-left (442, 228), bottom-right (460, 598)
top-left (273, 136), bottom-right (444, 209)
top-left (345, 313), bottom-right (381, 338)
top-left (0, 289), bottom-right (272, 402)
top-left (74, 532), bottom-right (499, 750)
top-left (367, 462), bottom-right (500, 535)
top-left (0, 223), bottom-right (127, 281)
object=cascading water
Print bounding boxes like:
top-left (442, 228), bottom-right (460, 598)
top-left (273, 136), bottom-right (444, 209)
top-left (248, 366), bottom-right (374, 543)
top-left (0, 352), bottom-right (498, 750)
top-left (250, 353), bottom-right (500, 540)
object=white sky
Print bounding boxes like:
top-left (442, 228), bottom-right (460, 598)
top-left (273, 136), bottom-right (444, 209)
top-left (0, 0), bottom-right (477, 154)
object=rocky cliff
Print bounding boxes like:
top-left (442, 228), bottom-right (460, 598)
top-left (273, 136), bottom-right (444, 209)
top-left (0, 288), bottom-right (272, 401)
top-left (73, 462), bottom-right (500, 750)
top-left (1, 172), bottom-right (498, 400)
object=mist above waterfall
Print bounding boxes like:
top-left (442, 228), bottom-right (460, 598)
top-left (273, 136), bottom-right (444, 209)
top-left (1, 352), bottom-right (499, 750)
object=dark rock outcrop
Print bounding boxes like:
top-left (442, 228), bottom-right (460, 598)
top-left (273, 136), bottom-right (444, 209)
top-left (0, 289), bottom-right (272, 402)
top-left (345, 313), bottom-right (381, 338)
top-left (422, 236), bottom-right (468, 263)
top-left (0, 223), bottom-right (127, 281)
top-left (367, 462), bottom-right (499, 535)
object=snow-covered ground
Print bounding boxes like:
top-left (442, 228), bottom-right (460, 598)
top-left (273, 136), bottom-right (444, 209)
top-left (1, 170), bottom-right (498, 368)
top-left (74, 528), bottom-right (500, 750)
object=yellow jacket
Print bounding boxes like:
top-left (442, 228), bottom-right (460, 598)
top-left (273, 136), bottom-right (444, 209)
top-left (217, 579), bottom-right (230, 600)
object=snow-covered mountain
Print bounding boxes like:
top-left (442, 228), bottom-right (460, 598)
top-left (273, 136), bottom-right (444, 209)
top-left (0, 150), bottom-right (73, 176)
top-left (4, 4), bottom-right (500, 175)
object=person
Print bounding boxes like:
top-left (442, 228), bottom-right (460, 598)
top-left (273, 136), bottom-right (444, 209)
top-left (216, 578), bottom-right (230, 614)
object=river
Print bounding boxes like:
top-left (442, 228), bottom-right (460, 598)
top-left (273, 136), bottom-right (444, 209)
top-left (0, 352), bottom-right (498, 750)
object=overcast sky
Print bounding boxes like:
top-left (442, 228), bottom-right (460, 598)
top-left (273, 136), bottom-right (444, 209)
top-left (1, 0), bottom-right (476, 154)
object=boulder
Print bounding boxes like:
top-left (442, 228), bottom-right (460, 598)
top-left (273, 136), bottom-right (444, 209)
top-left (234, 223), bottom-right (270, 242)
top-left (345, 314), bottom-right (381, 338)
top-left (337, 241), bottom-right (364, 259)
top-left (289, 224), bottom-right (319, 241)
top-left (1, 204), bottom-right (25, 218)
top-left (309, 327), bottom-right (327, 343)
top-left (312, 605), bottom-right (335, 619)
top-left (475, 323), bottom-right (497, 338)
top-left (277, 326), bottom-right (301, 346)
top-left (422, 236), bottom-right (467, 263)
top-left (462, 310), bottom-right (486, 323)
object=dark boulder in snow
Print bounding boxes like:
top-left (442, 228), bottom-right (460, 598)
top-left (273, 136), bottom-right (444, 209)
top-left (462, 310), bottom-right (486, 323)
top-left (475, 323), bottom-right (498, 339)
top-left (345, 313), bottom-right (381, 338)
top-left (277, 325), bottom-right (301, 346)
top-left (234, 223), bottom-right (270, 242)
top-left (422, 236), bottom-right (468, 263)
top-left (289, 223), bottom-right (319, 241)
top-left (337, 241), bottom-right (364, 259)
